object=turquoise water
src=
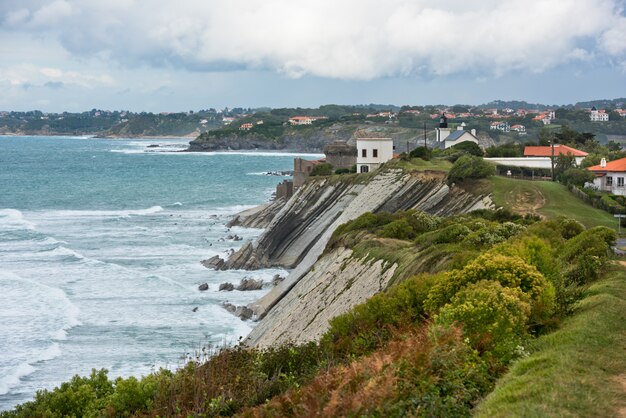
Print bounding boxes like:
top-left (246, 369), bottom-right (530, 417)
top-left (0, 136), bottom-right (319, 410)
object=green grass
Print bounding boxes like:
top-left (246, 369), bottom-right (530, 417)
top-left (474, 265), bottom-right (626, 418)
top-left (388, 157), bottom-right (453, 172)
top-left (487, 176), bottom-right (617, 229)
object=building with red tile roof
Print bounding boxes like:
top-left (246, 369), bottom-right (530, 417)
top-left (587, 157), bottom-right (626, 195)
top-left (523, 145), bottom-right (588, 158)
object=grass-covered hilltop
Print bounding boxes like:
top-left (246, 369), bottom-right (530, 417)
top-left (4, 129), bottom-right (626, 417)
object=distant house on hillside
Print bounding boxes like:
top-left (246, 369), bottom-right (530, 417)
top-left (589, 106), bottom-right (609, 122)
top-left (587, 157), bottom-right (626, 195)
top-left (490, 121), bottom-right (510, 132)
top-left (511, 124), bottom-right (526, 135)
top-left (288, 116), bottom-right (313, 125)
top-left (288, 116), bottom-right (328, 125)
top-left (239, 123), bottom-right (253, 131)
top-left (356, 137), bottom-right (394, 173)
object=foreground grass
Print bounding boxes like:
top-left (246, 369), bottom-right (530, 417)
top-left (487, 176), bottom-right (616, 229)
top-left (474, 265), bottom-right (626, 417)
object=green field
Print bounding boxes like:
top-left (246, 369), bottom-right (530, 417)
top-left (475, 265), bottom-right (626, 417)
top-left (487, 176), bottom-right (617, 229)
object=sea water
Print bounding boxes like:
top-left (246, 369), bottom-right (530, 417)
top-left (0, 135), bottom-right (320, 410)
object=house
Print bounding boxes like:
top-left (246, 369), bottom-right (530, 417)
top-left (524, 145), bottom-right (588, 165)
top-left (484, 144), bottom-right (588, 169)
top-left (589, 106), bottom-right (609, 122)
top-left (239, 123), bottom-right (253, 131)
top-left (435, 114), bottom-right (478, 149)
top-left (490, 121), bottom-right (510, 132)
top-left (511, 124), bottom-right (526, 133)
top-left (440, 129), bottom-right (479, 149)
top-left (511, 124), bottom-right (526, 135)
top-left (288, 116), bottom-right (328, 125)
top-left (616, 109), bottom-right (626, 118)
top-left (587, 157), bottom-right (626, 195)
top-left (356, 137), bottom-right (394, 173)
top-left (289, 116), bottom-right (313, 125)
top-left (222, 117), bottom-right (236, 125)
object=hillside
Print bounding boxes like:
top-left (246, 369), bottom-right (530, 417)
top-left (2, 157), bottom-right (625, 417)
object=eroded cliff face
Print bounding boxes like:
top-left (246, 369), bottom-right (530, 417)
top-left (223, 168), bottom-right (491, 331)
top-left (246, 247), bottom-right (397, 347)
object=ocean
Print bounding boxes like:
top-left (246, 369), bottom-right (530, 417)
top-left (0, 135), bottom-right (319, 411)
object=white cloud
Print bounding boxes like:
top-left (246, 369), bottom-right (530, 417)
top-left (1, 0), bottom-right (625, 80)
top-left (0, 64), bottom-right (115, 88)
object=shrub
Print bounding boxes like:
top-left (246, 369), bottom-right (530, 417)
top-left (448, 141), bottom-right (483, 157)
top-left (379, 218), bottom-right (416, 240)
top-left (309, 162), bottom-right (333, 176)
top-left (559, 167), bottom-right (595, 188)
top-left (409, 146), bottom-right (432, 160)
top-left (561, 227), bottom-right (615, 285)
top-left (416, 223), bottom-right (472, 246)
top-left (425, 253), bottom-right (555, 326)
top-left (334, 167), bottom-right (351, 175)
top-left (322, 273), bottom-right (440, 358)
top-left (447, 155), bottom-right (495, 184)
top-left (436, 281), bottom-right (531, 362)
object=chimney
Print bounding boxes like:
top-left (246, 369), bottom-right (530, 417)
top-left (601, 158), bottom-right (607, 168)
top-left (471, 129), bottom-right (477, 136)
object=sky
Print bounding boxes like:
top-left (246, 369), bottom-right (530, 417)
top-left (1, 0), bottom-right (625, 112)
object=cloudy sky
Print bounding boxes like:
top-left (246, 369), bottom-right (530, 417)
top-left (1, 0), bottom-right (625, 112)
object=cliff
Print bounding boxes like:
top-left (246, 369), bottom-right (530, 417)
top-left (187, 126), bottom-right (356, 152)
top-left (246, 247), bottom-right (397, 347)
top-left (212, 163), bottom-right (493, 349)
top-left (238, 165), bottom-right (493, 346)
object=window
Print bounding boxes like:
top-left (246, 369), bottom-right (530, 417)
top-left (361, 149), bottom-right (367, 158)
top-left (607, 176), bottom-right (613, 186)
top-left (619, 177), bottom-right (624, 187)
top-left (360, 165), bottom-right (369, 173)
top-left (373, 149), bottom-right (378, 158)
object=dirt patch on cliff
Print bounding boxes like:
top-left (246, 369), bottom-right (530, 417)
top-left (505, 188), bottom-right (546, 216)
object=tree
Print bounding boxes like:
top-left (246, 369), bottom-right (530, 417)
top-left (447, 155), bottom-right (495, 184)
top-left (559, 167), bottom-right (595, 188)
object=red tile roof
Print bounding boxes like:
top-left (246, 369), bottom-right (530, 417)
top-left (523, 145), bottom-right (588, 157)
top-left (587, 157), bottom-right (626, 172)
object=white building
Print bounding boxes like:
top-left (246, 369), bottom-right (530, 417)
top-left (485, 145), bottom-right (588, 169)
top-left (511, 124), bottom-right (526, 135)
top-left (589, 106), bottom-right (609, 122)
top-left (490, 121), bottom-right (511, 132)
top-left (441, 129), bottom-right (479, 149)
top-left (587, 157), bottom-right (626, 195)
top-left (356, 137), bottom-right (394, 173)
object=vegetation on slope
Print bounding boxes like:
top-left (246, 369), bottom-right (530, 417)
top-left (486, 176), bottom-right (616, 229)
top-left (475, 265), bottom-right (626, 417)
top-left (3, 207), bottom-right (621, 417)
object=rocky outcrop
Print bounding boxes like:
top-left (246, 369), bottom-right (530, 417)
top-left (234, 168), bottom-right (491, 320)
top-left (187, 127), bottom-right (355, 152)
top-left (227, 197), bottom-right (286, 229)
top-left (246, 247), bottom-right (397, 347)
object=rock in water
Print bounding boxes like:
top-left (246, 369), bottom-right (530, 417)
top-left (222, 302), bottom-right (237, 313)
top-left (201, 255), bottom-right (225, 270)
top-left (235, 306), bottom-right (254, 320)
top-left (192, 307), bottom-right (199, 312)
top-left (272, 274), bottom-right (285, 286)
top-left (198, 283), bottom-right (209, 291)
top-left (237, 278), bottom-right (264, 291)
top-left (219, 282), bottom-right (235, 291)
